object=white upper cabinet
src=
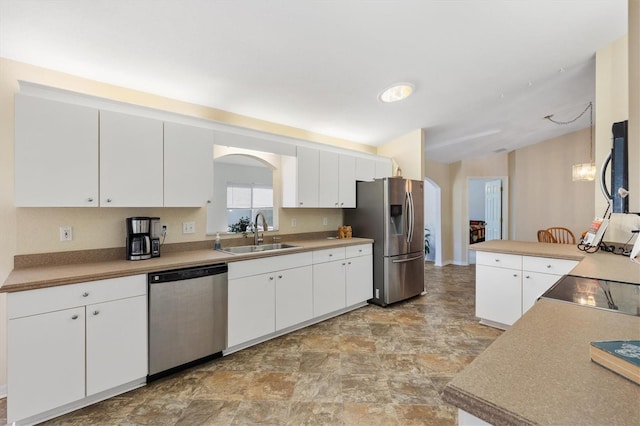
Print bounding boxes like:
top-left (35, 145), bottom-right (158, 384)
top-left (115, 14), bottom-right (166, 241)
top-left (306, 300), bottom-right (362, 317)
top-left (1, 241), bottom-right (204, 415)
top-left (338, 154), bottom-right (356, 207)
top-left (375, 158), bottom-right (393, 179)
top-left (355, 157), bottom-right (376, 182)
top-left (14, 95), bottom-right (99, 207)
top-left (164, 122), bottom-right (215, 207)
top-left (282, 146), bottom-right (319, 207)
top-left (99, 110), bottom-right (164, 207)
top-left (318, 151), bottom-right (340, 207)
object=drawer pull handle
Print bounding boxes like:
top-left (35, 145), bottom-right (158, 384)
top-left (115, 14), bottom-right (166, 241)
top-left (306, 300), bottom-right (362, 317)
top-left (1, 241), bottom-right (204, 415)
top-left (525, 275), bottom-right (531, 279)
top-left (82, 292), bottom-right (89, 297)
top-left (513, 274), bottom-right (518, 277)
top-left (88, 197), bottom-right (94, 202)
top-left (269, 276), bottom-right (274, 281)
top-left (278, 275), bottom-right (283, 279)
top-left (495, 259), bottom-right (500, 262)
top-left (93, 310), bottom-right (100, 316)
top-left (329, 254), bottom-right (333, 257)
top-left (71, 315), bottom-right (79, 320)
top-left (348, 261), bottom-right (352, 265)
top-left (546, 265), bottom-right (552, 268)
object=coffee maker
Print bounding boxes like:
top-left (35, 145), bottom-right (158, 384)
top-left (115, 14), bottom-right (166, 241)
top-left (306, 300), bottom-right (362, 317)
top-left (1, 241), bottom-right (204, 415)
top-left (126, 217), bottom-right (151, 260)
top-left (150, 217), bottom-right (161, 258)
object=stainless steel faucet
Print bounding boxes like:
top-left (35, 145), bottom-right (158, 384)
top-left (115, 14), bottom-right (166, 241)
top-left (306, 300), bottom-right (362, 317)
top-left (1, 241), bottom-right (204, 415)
top-left (254, 211), bottom-right (268, 245)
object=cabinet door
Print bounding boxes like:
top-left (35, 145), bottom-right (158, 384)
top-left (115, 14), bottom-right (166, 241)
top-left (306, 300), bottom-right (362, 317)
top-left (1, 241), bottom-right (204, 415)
top-left (375, 158), bottom-right (393, 178)
top-left (7, 307), bottom-right (85, 423)
top-left (275, 266), bottom-right (313, 331)
top-left (522, 272), bottom-right (562, 314)
top-left (86, 296), bottom-right (147, 395)
top-left (318, 151), bottom-right (340, 207)
top-left (355, 157), bottom-right (375, 182)
top-left (14, 95), bottom-right (98, 207)
top-left (228, 273), bottom-right (276, 347)
top-left (338, 154), bottom-right (356, 207)
top-left (164, 122), bottom-right (215, 207)
top-left (346, 255), bottom-right (373, 306)
top-left (100, 110), bottom-right (164, 206)
top-left (296, 146), bottom-right (319, 207)
top-left (475, 265), bottom-right (521, 327)
top-left (313, 260), bottom-right (346, 317)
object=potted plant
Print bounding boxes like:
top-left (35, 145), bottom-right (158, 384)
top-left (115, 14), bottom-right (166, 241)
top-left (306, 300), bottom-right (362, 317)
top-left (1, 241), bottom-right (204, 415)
top-left (424, 228), bottom-right (431, 256)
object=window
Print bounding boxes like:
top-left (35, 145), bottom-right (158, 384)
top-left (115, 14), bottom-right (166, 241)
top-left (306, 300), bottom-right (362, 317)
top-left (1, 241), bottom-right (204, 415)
top-left (226, 182), bottom-right (273, 232)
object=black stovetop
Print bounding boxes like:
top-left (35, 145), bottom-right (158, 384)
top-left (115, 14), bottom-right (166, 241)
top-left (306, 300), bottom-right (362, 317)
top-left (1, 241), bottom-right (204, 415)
top-left (542, 275), bottom-right (640, 316)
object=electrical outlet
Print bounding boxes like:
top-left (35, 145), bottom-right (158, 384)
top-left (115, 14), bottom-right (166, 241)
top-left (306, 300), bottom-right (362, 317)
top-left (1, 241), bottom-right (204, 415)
top-left (182, 221), bottom-right (195, 234)
top-left (291, 218), bottom-right (297, 227)
top-left (161, 224), bottom-right (168, 236)
top-left (323, 217), bottom-right (328, 226)
top-left (59, 226), bottom-right (72, 241)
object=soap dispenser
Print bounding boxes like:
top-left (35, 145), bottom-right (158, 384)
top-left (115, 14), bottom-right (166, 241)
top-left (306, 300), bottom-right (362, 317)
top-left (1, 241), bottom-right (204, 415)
top-left (214, 232), bottom-right (221, 250)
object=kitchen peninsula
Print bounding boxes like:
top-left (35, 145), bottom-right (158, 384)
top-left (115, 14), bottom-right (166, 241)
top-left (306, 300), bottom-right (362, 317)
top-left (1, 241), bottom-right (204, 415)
top-left (444, 240), bottom-right (640, 425)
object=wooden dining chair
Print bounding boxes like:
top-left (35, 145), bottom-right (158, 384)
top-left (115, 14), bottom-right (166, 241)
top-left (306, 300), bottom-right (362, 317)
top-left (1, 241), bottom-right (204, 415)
top-left (546, 227), bottom-right (576, 244)
top-left (537, 229), bottom-right (557, 243)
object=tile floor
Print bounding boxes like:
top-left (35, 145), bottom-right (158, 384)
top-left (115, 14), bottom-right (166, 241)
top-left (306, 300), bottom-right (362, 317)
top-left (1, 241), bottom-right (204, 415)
top-left (1, 263), bottom-right (502, 425)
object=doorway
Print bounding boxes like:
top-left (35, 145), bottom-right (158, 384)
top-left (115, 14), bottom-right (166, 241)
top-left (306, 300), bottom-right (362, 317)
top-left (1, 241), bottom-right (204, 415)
top-left (424, 178), bottom-right (442, 266)
top-left (468, 177), bottom-right (508, 264)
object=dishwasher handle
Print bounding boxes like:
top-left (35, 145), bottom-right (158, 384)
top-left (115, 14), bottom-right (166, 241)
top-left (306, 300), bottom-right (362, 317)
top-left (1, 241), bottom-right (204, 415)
top-left (149, 263), bottom-right (228, 284)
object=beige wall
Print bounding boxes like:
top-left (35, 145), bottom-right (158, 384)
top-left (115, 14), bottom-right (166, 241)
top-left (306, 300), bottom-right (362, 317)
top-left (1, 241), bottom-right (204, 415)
top-left (512, 128), bottom-right (596, 242)
top-left (451, 154), bottom-right (510, 264)
top-left (377, 129), bottom-right (424, 180)
top-left (596, 34), bottom-right (639, 241)
top-left (424, 159), bottom-right (454, 264)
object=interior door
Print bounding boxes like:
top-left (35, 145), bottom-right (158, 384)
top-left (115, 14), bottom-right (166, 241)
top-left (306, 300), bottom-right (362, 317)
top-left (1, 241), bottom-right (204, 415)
top-left (484, 179), bottom-right (502, 241)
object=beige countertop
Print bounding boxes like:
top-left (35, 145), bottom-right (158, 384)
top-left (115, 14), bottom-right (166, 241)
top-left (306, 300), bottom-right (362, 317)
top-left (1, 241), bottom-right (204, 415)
top-left (472, 240), bottom-right (640, 284)
top-left (448, 239), bottom-right (640, 425)
top-left (443, 299), bottom-right (640, 425)
top-left (1, 237), bottom-right (373, 293)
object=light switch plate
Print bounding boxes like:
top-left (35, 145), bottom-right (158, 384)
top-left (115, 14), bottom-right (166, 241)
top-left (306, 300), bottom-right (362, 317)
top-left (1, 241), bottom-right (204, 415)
top-left (182, 221), bottom-right (195, 234)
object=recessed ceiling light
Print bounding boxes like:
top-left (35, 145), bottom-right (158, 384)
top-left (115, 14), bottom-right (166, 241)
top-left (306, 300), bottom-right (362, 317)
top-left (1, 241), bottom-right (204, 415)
top-left (379, 83), bottom-right (414, 103)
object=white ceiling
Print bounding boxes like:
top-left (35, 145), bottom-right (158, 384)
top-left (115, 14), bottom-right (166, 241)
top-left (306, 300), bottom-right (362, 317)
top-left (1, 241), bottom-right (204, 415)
top-left (0, 0), bottom-right (628, 163)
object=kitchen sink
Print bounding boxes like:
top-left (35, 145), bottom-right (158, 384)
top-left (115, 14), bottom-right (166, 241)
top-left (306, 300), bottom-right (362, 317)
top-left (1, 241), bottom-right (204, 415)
top-left (218, 243), bottom-right (299, 254)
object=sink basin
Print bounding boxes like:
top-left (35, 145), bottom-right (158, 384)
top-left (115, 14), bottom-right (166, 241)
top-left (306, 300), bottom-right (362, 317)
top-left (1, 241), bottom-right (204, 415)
top-left (219, 243), bottom-right (299, 254)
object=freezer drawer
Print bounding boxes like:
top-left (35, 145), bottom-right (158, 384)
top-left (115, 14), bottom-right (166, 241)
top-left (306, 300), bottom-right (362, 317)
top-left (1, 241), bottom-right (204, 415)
top-left (378, 252), bottom-right (425, 306)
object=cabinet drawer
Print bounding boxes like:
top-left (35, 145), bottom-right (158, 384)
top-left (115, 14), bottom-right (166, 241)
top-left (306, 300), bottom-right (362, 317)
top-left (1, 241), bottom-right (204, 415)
top-left (228, 252), bottom-right (312, 279)
top-left (522, 256), bottom-right (578, 275)
top-left (476, 251), bottom-right (522, 270)
top-left (345, 244), bottom-right (372, 258)
top-left (8, 274), bottom-right (147, 319)
top-left (312, 247), bottom-right (346, 264)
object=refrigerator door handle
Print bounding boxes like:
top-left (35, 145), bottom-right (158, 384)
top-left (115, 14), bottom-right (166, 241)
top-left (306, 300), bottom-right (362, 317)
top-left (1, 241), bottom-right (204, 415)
top-left (391, 255), bottom-right (424, 263)
top-left (406, 190), bottom-right (414, 243)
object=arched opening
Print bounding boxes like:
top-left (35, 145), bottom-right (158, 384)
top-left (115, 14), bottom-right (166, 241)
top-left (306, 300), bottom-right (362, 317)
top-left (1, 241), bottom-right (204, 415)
top-left (207, 148), bottom-right (280, 234)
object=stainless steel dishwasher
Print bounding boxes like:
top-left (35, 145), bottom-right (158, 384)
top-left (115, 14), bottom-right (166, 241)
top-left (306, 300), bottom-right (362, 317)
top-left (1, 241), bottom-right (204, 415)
top-left (148, 263), bottom-right (227, 381)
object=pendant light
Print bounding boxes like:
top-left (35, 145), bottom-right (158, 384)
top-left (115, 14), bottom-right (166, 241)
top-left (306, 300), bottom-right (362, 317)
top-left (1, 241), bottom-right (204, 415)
top-left (544, 102), bottom-right (596, 181)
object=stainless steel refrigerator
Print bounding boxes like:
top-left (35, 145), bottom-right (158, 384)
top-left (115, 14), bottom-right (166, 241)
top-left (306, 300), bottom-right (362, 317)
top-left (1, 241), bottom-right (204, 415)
top-left (345, 177), bottom-right (424, 306)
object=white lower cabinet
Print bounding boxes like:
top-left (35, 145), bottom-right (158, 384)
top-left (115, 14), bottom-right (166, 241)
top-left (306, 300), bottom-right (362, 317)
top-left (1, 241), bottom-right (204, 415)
top-left (313, 244), bottom-right (373, 317)
top-left (475, 251), bottom-right (578, 329)
top-left (86, 295), bottom-right (148, 395)
top-left (227, 252), bottom-right (313, 348)
top-left (313, 258), bottom-right (347, 317)
top-left (7, 275), bottom-right (147, 424)
top-left (275, 266), bottom-right (313, 331)
top-left (475, 264), bottom-right (523, 327)
top-left (8, 307), bottom-right (86, 422)
top-left (227, 244), bottom-right (373, 350)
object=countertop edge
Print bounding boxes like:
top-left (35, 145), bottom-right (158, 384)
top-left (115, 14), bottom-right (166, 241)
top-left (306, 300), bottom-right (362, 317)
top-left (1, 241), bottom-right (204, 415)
top-left (442, 384), bottom-right (534, 426)
top-left (1, 237), bottom-right (374, 293)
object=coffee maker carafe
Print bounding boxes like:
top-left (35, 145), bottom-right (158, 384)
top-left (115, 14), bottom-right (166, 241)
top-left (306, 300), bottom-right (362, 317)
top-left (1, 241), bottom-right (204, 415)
top-left (126, 217), bottom-right (151, 260)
